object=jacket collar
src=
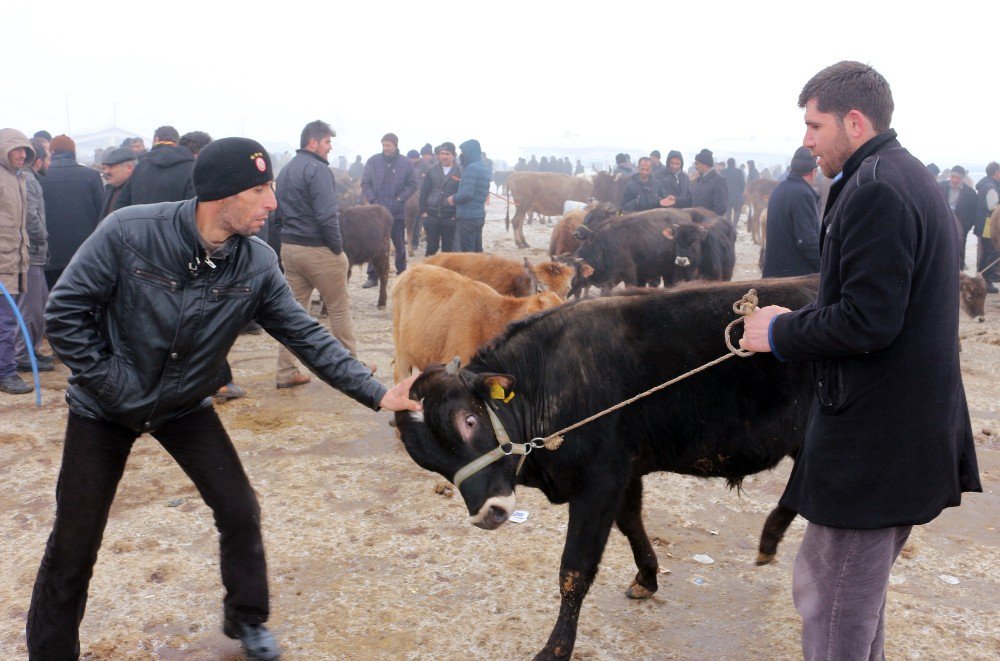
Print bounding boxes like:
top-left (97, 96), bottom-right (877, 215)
top-left (296, 149), bottom-right (329, 165)
top-left (826, 129), bottom-right (898, 214)
top-left (50, 153), bottom-right (78, 167)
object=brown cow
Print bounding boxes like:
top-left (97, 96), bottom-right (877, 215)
top-left (548, 204), bottom-right (594, 258)
top-left (959, 272), bottom-right (987, 322)
top-left (506, 172), bottom-right (593, 248)
top-left (425, 252), bottom-right (573, 299)
top-left (589, 170), bottom-right (629, 208)
top-left (391, 264), bottom-right (563, 381)
top-left (341, 204), bottom-right (392, 308)
top-left (744, 178), bottom-right (779, 244)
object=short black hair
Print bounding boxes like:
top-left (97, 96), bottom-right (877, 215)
top-left (637, 156), bottom-right (652, 166)
top-left (300, 120), bottom-right (335, 149)
top-left (33, 130), bottom-right (52, 141)
top-left (987, 162), bottom-right (1000, 177)
top-left (727, 157), bottom-right (736, 166)
top-left (179, 131), bottom-right (213, 155)
top-left (798, 61), bottom-right (894, 133)
top-left (153, 125), bottom-right (180, 143)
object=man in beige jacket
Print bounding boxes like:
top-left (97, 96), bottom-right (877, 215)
top-left (0, 128), bottom-right (35, 394)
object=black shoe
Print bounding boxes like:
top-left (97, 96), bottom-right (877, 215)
top-left (223, 619), bottom-right (280, 660)
top-left (986, 281), bottom-right (999, 294)
top-left (361, 277), bottom-right (379, 289)
top-left (17, 355), bottom-right (55, 372)
top-left (0, 375), bottom-right (33, 395)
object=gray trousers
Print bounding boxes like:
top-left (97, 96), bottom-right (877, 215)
top-left (793, 522), bottom-right (911, 661)
top-left (15, 265), bottom-right (48, 357)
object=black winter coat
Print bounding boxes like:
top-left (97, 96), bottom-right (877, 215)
top-left (620, 174), bottom-right (667, 212)
top-left (721, 165), bottom-right (746, 207)
top-left (660, 169), bottom-right (692, 208)
top-left (762, 172), bottom-right (821, 277)
top-left (115, 144), bottom-right (195, 208)
top-left (419, 163), bottom-right (462, 218)
top-left (771, 130), bottom-right (981, 529)
top-left (690, 168), bottom-right (728, 216)
top-left (45, 199), bottom-right (386, 433)
top-left (40, 153), bottom-right (104, 271)
top-left (275, 150), bottom-right (342, 254)
top-left (940, 180), bottom-right (980, 234)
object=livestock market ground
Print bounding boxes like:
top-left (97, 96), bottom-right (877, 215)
top-left (1, 197), bottom-right (998, 660)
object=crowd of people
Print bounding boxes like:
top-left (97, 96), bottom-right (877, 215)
top-left (0, 59), bottom-right (990, 658)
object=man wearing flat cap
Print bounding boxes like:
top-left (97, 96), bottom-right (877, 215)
top-left (99, 147), bottom-right (137, 220)
top-left (762, 146), bottom-right (822, 277)
top-left (27, 137), bottom-right (422, 660)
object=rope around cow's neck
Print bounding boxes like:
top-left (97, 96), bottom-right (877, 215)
top-left (529, 289), bottom-right (760, 452)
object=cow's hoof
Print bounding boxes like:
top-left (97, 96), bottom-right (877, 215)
top-left (377, 304), bottom-right (387, 310)
top-left (755, 552), bottom-right (776, 566)
top-left (625, 580), bottom-right (655, 599)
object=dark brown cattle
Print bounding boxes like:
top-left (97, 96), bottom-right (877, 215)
top-left (744, 178), bottom-right (779, 244)
top-left (959, 272), bottom-right (987, 322)
top-left (666, 217), bottom-right (736, 281)
top-left (341, 204), bottom-right (392, 308)
top-left (590, 171), bottom-right (629, 208)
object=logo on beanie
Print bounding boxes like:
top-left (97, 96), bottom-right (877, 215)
top-left (250, 151), bottom-right (266, 173)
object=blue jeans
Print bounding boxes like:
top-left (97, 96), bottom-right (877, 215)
top-left (456, 217), bottom-right (485, 252)
top-left (0, 289), bottom-right (22, 378)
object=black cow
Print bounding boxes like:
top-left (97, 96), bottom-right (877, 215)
top-left (396, 277), bottom-right (818, 659)
top-left (668, 218), bottom-right (737, 281)
top-left (341, 204), bottom-right (392, 308)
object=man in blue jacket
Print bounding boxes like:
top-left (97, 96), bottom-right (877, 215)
top-left (448, 139), bottom-right (490, 252)
top-left (741, 61), bottom-right (980, 660)
top-left (361, 133), bottom-right (416, 283)
top-left (761, 146), bottom-right (821, 277)
top-left (27, 137), bottom-right (421, 660)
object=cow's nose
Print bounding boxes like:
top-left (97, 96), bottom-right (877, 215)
top-left (488, 505), bottom-right (509, 526)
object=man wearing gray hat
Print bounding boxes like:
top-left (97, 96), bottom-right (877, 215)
top-left (99, 147), bottom-right (137, 220)
top-left (761, 146), bottom-right (821, 277)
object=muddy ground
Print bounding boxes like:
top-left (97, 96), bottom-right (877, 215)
top-left (1, 197), bottom-right (998, 660)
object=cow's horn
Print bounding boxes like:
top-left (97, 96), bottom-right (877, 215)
top-left (445, 357), bottom-right (461, 374)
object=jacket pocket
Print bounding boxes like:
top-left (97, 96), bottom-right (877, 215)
top-left (814, 359), bottom-right (846, 413)
top-left (128, 267), bottom-right (179, 292)
top-left (95, 356), bottom-right (130, 412)
top-left (209, 285), bottom-right (253, 300)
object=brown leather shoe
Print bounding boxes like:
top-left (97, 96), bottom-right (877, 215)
top-left (276, 372), bottom-right (311, 389)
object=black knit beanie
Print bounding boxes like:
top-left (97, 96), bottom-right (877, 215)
top-left (193, 137), bottom-right (272, 202)
top-left (790, 146), bottom-right (818, 174)
top-left (695, 149), bottom-right (713, 167)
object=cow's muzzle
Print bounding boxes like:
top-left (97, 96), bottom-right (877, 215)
top-left (470, 493), bottom-right (516, 530)
top-left (675, 256), bottom-right (691, 267)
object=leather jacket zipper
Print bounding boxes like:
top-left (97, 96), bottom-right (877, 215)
top-left (134, 268), bottom-right (178, 291)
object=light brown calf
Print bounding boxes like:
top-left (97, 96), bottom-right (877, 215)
top-left (391, 264), bottom-right (563, 381)
top-left (424, 252), bottom-right (573, 299)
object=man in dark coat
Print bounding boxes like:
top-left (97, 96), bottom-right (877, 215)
top-left (14, 138), bottom-right (53, 374)
top-left (348, 155), bottom-right (364, 181)
top-left (620, 157), bottom-right (670, 212)
top-left (721, 157), bottom-right (746, 226)
top-left (762, 147), bottom-right (821, 277)
top-left (360, 132), bottom-right (416, 281)
top-left (39, 135), bottom-right (104, 289)
top-left (99, 147), bottom-right (137, 220)
top-left (690, 149), bottom-right (728, 216)
top-left (973, 161), bottom-right (1000, 289)
top-left (742, 61), bottom-right (980, 661)
top-left (115, 126), bottom-right (195, 208)
top-left (747, 159), bottom-right (760, 184)
top-left (940, 165), bottom-right (981, 270)
top-left (418, 142), bottom-right (462, 256)
top-left (649, 150), bottom-right (665, 177)
top-left (659, 150), bottom-right (692, 208)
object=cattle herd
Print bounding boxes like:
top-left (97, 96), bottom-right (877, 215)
top-left (272, 163), bottom-right (999, 658)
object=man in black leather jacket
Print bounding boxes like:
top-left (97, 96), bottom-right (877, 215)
top-left (26, 137), bottom-right (421, 661)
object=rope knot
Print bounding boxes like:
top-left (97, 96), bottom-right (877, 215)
top-left (733, 289), bottom-right (759, 317)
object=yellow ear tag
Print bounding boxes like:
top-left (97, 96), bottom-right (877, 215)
top-left (489, 383), bottom-right (506, 400)
top-left (502, 390), bottom-right (515, 404)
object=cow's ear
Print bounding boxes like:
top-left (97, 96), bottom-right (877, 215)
top-left (581, 263), bottom-right (595, 277)
top-left (662, 227), bottom-right (674, 240)
top-left (473, 373), bottom-right (516, 401)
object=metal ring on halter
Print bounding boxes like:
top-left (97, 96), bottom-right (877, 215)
top-left (529, 437), bottom-right (547, 449)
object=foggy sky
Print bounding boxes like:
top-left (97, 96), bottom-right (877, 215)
top-left (4, 1), bottom-right (998, 168)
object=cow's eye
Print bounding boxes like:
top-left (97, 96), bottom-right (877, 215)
top-left (465, 415), bottom-right (478, 429)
